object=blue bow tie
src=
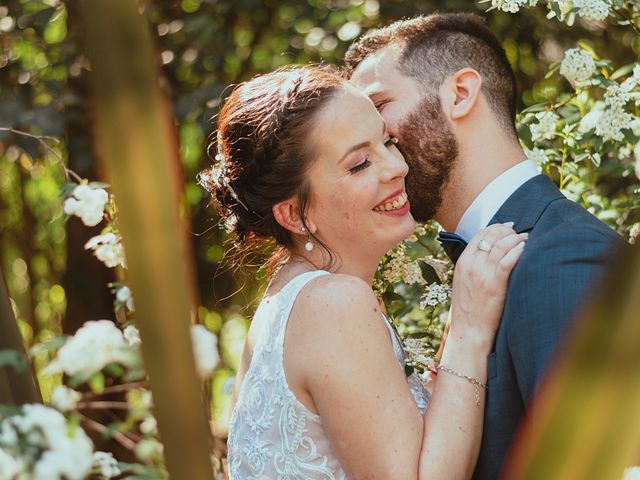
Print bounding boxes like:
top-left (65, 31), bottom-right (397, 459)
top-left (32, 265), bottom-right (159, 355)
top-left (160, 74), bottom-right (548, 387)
top-left (437, 231), bottom-right (468, 265)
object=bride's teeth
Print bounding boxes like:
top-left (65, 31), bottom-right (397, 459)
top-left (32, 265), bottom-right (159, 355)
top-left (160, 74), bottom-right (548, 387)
top-left (374, 192), bottom-right (407, 212)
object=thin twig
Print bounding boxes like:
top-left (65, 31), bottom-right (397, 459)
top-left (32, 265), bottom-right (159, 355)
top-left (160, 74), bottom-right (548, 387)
top-left (80, 414), bottom-right (138, 451)
top-left (76, 400), bottom-right (130, 410)
top-left (81, 380), bottom-right (149, 400)
top-left (0, 127), bottom-right (83, 183)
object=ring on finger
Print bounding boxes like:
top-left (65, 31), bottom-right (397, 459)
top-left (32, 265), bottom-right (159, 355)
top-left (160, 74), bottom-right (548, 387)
top-left (478, 239), bottom-right (492, 252)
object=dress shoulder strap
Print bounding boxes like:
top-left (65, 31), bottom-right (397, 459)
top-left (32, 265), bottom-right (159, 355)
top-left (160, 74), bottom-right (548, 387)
top-left (268, 270), bottom-right (329, 345)
top-left (278, 269), bottom-right (330, 316)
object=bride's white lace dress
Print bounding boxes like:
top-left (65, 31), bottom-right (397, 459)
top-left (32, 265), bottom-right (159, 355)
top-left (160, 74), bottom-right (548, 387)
top-left (227, 270), bottom-right (430, 479)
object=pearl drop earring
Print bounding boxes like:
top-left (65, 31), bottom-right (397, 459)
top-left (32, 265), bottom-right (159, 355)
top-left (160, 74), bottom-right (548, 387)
top-left (300, 226), bottom-right (314, 252)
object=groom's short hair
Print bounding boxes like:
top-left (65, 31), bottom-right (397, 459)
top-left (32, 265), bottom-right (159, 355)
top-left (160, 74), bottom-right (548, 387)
top-left (344, 13), bottom-right (518, 135)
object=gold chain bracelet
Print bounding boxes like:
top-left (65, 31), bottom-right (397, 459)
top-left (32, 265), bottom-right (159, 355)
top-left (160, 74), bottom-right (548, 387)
top-left (436, 364), bottom-right (488, 407)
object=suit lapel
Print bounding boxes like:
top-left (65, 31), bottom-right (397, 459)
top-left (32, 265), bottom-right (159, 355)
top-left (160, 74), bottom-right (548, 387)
top-left (489, 174), bottom-right (565, 233)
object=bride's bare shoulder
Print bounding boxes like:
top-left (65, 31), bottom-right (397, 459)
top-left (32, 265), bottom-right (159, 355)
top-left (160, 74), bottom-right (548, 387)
top-left (300, 273), bottom-right (377, 304)
top-left (291, 273), bottom-right (384, 330)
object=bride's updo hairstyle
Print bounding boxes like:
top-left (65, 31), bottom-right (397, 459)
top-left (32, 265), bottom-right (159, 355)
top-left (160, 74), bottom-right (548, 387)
top-left (199, 66), bottom-right (345, 267)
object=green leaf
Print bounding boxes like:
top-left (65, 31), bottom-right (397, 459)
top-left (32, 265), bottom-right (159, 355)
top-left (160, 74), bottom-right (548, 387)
top-left (609, 63), bottom-right (635, 80)
top-left (622, 128), bottom-right (638, 145)
top-left (382, 290), bottom-right (404, 303)
top-left (44, 6), bottom-right (68, 44)
top-left (29, 335), bottom-right (68, 357)
top-left (418, 260), bottom-right (440, 285)
top-left (573, 152), bottom-right (590, 163)
top-left (545, 64), bottom-right (561, 79)
top-left (520, 103), bottom-right (550, 115)
top-left (88, 372), bottom-right (105, 394)
top-left (0, 349), bottom-right (28, 373)
top-left (104, 362), bottom-right (125, 377)
top-left (60, 182), bottom-right (78, 198)
top-left (0, 405), bottom-right (23, 418)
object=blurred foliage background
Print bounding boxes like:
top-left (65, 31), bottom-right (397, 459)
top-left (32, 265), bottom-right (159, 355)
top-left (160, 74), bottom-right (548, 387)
top-left (1, 0), bottom-right (638, 453)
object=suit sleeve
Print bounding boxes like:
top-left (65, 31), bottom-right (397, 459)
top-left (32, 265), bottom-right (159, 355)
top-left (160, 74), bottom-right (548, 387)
top-left (505, 225), bottom-right (622, 403)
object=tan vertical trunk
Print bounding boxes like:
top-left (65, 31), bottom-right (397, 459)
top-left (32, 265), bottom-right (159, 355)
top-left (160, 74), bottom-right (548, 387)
top-left (0, 265), bottom-right (41, 404)
top-left (82, 0), bottom-right (214, 478)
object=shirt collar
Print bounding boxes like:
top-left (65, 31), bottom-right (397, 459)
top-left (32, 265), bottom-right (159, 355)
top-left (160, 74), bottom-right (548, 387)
top-left (455, 159), bottom-right (539, 242)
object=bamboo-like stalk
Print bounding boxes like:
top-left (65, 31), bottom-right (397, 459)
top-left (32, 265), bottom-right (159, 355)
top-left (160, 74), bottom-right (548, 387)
top-left (81, 1), bottom-right (214, 478)
top-left (505, 244), bottom-right (640, 479)
top-left (0, 265), bottom-right (41, 404)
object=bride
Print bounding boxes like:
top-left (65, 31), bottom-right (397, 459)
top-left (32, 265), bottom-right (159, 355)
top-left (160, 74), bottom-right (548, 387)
top-left (199, 65), bottom-right (526, 479)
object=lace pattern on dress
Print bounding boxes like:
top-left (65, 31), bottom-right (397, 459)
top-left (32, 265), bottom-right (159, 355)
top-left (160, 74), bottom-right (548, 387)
top-left (227, 271), bottom-right (429, 479)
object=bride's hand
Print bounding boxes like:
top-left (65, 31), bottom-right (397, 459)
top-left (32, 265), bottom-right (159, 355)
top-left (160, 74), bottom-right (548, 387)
top-left (449, 223), bottom-right (527, 348)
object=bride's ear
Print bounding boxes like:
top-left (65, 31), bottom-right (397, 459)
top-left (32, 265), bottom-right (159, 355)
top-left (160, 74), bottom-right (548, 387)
top-left (442, 68), bottom-right (482, 120)
top-left (272, 198), bottom-right (306, 236)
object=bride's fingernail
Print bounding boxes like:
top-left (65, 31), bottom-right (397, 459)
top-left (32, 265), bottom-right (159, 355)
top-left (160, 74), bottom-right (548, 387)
top-left (521, 232), bottom-right (529, 239)
top-left (503, 221), bottom-right (515, 227)
top-left (517, 241), bottom-right (526, 248)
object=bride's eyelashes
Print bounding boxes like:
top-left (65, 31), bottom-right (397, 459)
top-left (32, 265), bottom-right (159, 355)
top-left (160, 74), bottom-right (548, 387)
top-left (349, 158), bottom-right (371, 174)
top-left (347, 137), bottom-right (399, 175)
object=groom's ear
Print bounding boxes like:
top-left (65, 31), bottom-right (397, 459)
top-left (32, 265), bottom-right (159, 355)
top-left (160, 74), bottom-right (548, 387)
top-left (444, 68), bottom-right (482, 120)
top-left (272, 198), bottom-right (305, 235)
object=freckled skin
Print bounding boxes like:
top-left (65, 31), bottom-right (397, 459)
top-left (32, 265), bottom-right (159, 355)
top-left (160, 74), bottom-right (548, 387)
top-left (303, 85), bottom-right (416, 273)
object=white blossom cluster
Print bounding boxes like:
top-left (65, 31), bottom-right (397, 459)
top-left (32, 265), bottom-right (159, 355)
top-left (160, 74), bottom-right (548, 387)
top-left (572, 0), bottom-right (611, 20)
top-left (401, 260), bottom-right (426, 285)
top-left (63, 184), bottom-right (108, 227)
top-left (624, 467), bottom-right (640, 480)
top-left (402, 338), bottom-right (435, 366)
top-left (491, 0), bottom-right (612, 21)
top-left (491, 0), bottom-right (538, 13)
top-left (419, 283), bottom-right (452, 309)
top-left (380, 244), bottom-right (426, 286)
top-left (635, 142), bottom-right (640, 180)
top-left (123, 324), bottom-right (142, 346)
top-left (92, 451), bottom-right (121, 478)
top-left (560, 47), bottom-right (597, 85)
top-left (530, 111), bottom-right (559, 141)
top-left (126, 388), bottom-right (154, 421)
top-left (525, 147), bottom-right (551, 167)
top-left (591, 81), bottom-right (640, 142)
top-left (630, 223), bottom-right (640, 244)
top-left (594, 108), bottom-right (635, 142)
top-left (49, 385), bottom-right (82, 412)
top-left (190, 324), bottom-right (221, 378)
top-left (116, 285), bottom-right (135, 311)
top-left (43, 320), bottom-right (139, 379)
top-left (84, 232), bottom-right (127, 269)
top-left (552, 0), bottom-right (574, 18)
top-left (135, 438), bottom-right (164, 462)
top-left (0, 404), bottom-right (94, 480)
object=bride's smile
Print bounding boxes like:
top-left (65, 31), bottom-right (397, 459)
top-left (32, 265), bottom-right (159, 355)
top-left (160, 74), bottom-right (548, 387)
top-left (302, 84), bottom-right (416, 268)
top-left (372, 189), bottom-right (409, 213)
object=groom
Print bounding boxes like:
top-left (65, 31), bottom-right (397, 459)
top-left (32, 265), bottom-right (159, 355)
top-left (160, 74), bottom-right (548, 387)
top-left (345, 12), bottom-right (625, 479)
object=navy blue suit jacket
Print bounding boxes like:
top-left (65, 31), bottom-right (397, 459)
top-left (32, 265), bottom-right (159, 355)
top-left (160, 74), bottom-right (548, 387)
top-left (471, 174), bottom-right (626, 479)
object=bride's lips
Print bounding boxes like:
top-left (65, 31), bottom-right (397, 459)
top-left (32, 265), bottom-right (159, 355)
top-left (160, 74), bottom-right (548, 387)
top-left (373, 189), bottom-right (410, 216)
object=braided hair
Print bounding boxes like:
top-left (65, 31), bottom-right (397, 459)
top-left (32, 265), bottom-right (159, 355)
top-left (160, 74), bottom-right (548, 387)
top-left (199, 65), bottom-right (345, 265)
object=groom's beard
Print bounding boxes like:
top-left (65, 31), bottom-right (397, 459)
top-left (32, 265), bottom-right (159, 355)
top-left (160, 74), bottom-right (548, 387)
top-left (397, 95), bottom-right (459, 223)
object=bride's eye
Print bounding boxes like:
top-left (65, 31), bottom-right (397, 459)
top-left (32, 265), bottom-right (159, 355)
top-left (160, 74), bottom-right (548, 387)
top-left (384, 136), bottom-right (399, 148)
top-left (349, 158), bottom-right (371, 174)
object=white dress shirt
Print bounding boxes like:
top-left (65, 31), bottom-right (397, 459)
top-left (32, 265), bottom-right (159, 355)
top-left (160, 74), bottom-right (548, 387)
top-left (455, 159), bottom-right (539, 242)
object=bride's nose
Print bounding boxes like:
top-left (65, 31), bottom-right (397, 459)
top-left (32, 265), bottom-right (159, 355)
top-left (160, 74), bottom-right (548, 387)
top-left (380, 151), bottom-right (408, 183)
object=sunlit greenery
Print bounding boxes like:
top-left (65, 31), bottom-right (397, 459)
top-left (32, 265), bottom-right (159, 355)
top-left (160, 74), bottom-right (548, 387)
top-left (1, 0), bottom-right (639, 476)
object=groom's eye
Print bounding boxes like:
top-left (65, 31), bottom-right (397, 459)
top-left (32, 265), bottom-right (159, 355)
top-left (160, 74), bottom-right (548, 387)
top-left (384, 136), bottom-right (399, 148)
top-left (374, 100), bottom-right (390, 111)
